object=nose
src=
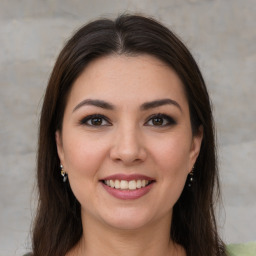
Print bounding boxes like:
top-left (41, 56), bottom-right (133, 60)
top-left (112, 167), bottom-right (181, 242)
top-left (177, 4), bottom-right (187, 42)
top-left (109, 124), bottom-right (147, 165)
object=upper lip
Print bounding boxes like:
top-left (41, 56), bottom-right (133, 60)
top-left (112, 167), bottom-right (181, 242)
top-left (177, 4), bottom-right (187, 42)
top-left (101, 174), bottom-right (155, 181)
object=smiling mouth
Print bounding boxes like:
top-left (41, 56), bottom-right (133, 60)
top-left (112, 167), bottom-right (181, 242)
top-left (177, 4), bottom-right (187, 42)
top-left (101, 179), bottom-right (155, 190)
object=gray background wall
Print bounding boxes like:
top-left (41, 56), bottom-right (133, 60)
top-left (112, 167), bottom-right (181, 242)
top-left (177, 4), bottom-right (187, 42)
top-left (0, 0), bottom-right (255, 255)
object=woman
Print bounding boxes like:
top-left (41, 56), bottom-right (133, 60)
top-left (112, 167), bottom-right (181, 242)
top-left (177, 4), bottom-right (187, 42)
top-left (30, 14), bottom-right (227, 256)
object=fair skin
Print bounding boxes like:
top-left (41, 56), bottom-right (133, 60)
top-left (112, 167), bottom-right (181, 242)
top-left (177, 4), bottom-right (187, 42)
top-left (56, 54), bottom-right (203, 256)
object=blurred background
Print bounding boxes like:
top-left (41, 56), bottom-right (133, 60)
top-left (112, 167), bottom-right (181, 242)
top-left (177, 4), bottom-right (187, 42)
top-left (0, 0), bottom-right (255, 255)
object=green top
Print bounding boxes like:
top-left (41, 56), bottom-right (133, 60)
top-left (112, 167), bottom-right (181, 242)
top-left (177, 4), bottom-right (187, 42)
top-left (226, 242), bottom-right (256, 256)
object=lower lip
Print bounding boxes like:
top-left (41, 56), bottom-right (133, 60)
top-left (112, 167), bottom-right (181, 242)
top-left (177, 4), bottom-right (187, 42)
top-left (101, 182), bottom-right (154, 200)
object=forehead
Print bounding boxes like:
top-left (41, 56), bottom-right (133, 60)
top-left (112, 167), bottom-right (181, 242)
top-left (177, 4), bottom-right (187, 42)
top-left (66, 54), bottom-right (188, 111)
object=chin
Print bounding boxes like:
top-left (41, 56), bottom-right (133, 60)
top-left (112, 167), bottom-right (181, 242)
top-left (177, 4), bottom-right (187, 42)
top-left (105, 219), bottom-right (150, 231)
top-left (100, 208), bottom-right (154, 230)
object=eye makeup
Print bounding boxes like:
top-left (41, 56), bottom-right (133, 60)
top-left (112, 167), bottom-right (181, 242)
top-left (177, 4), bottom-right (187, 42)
top-left (78, 112), bottom-right (177, 128)
top-left (79, 114), bottom-right (111, 126)
top-left (145, 113), bottom-right (177, 127)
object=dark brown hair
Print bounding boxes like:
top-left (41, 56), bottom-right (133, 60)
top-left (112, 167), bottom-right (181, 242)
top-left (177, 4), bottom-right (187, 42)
top-left (32, 14), bottom-right (226, 256)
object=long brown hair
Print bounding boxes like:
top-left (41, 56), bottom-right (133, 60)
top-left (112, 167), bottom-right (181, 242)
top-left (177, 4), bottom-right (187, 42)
top-left (32, 14), bottom-right (226, 256)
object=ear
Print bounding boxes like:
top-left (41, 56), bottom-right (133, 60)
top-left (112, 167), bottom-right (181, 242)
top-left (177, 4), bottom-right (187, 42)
top-left (189, 125), bottom-right (203, 172)
top-left (55, 130), bottom-right (66, 169)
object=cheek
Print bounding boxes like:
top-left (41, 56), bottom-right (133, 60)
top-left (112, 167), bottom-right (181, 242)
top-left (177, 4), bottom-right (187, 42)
top-left (62, 133), bottom-right (110, 207)
top-left (151, 133), bottom-right (191, 174)
top-left (62, 131), bottom-right (109, 178)
top-left (149, 134), bottom-right (191, 198)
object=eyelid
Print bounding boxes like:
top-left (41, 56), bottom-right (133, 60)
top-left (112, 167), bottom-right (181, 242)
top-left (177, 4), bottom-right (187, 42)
top-left (79, 114), bottom-right (112, 126)
top-left (79, 113), bottom-right (176, 127)
top-left (144, 113), bottom-right (176, 126)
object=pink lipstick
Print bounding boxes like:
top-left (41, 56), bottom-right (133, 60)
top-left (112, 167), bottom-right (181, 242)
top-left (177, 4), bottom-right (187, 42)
top-left (100, 174), bottom-right (155, 200)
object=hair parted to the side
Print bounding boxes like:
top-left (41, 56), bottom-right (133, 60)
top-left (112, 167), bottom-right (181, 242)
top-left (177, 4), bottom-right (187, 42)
top-left (32, 14), bottom-right (227, 256)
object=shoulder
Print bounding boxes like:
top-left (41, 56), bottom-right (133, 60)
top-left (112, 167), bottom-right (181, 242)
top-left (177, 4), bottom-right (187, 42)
top-left (226, 242), bottom-right (256, 256)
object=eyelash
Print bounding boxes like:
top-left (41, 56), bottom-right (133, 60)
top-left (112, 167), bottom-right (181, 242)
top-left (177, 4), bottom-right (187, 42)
top-left (79, 114), bottom-right (111, 126)
top-left (145, 113), bottom-right (176, 126)
top-left (79, 113), bottom-right (176, 127)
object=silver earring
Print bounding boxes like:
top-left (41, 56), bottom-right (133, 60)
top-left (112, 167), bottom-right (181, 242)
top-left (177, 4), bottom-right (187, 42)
top-left (60, 164), bottom-right (68, 182)
top-left (187, 166), bottom-right (194, 188)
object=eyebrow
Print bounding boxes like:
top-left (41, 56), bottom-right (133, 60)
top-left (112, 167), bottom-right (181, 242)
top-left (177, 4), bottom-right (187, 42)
top-left (140, 98), bottom-right (182, 112)
top-left (73, 99), bottom-right (115, 112)
top-left (73, 98), bottom-right (182, 112)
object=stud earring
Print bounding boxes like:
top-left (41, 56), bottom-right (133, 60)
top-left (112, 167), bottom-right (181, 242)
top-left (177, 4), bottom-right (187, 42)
top-left (60, 164), bottom-right (68, 182)
top-left (187, 166), bottom-right (194, 188)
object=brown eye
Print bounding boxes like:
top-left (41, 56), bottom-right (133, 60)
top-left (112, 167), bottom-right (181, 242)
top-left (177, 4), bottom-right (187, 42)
top-left (91, 117), bottom-right (103, 126)
top-left (145, 113), bottom-right (176, 127)
top-left (152, 117), bottom-right (164, 126)
top-left (80, 114), bottom-right (111, 126)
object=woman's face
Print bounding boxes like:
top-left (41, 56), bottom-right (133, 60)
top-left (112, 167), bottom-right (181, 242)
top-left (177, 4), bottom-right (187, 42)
top-left (56, 55), bottom-right (203, 230)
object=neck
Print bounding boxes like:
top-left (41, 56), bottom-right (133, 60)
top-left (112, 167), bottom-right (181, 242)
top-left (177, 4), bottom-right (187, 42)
top-left (68, 210), bottom-right (186, 256)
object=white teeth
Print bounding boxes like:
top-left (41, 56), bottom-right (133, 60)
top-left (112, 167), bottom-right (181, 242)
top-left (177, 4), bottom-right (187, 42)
top-left (136, 180), bottom-right (142, 188)
top-left (114, 180), bottom-right (120, 189)
top-left (120, 180), bottom-right (129, 189)
top-left (129, 180), bottom-right (137, 190)
top-left (110, 180), bottom-right (115, 188)
top-left (103, 179), bottom-right (152, 190)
